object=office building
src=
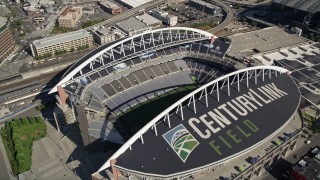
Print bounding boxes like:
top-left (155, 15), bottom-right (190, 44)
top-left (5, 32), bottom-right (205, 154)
top-left (189, 0), bottom-right (222, 16)
top-left (30, 30), bottom-right (93, 57)
top-left (98, 1), bottom-right (122, 14)
top-left (150, 9), bottom-right (178, 26)
top-left (58, 6), bottom-right (82, 28)
top-left (92, 27), bottom-right (124, 45)
top-left (0, 17), bottom-right (15, 63)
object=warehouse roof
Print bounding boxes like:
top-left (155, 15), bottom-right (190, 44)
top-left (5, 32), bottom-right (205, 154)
top-left (135, 14), bottom-right (162, 26)
top-left (99, 0), bottom-right (120, 9)
top-left (119, 0), bottom-right (152, 8)
top-left (115, 17), bottom-right (150, 34)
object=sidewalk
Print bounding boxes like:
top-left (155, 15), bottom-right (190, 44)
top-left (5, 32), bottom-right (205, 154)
top-left (0, 134), bottom-right (16, 180)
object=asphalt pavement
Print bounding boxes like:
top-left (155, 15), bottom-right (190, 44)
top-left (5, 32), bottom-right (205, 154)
top-left (0, 148), bottom-right (11, 180)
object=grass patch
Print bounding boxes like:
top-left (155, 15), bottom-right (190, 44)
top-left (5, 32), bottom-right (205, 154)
top-left (192, 22), bottom-right (217, 31)
top-left (51, 26), bottom-right (75, 34)
top-left (117, 85), bottom-right (198, 135)
top-left (82, 20), bottom-right (104, 28)
top-left (0, 116), bottom-right (47, 175)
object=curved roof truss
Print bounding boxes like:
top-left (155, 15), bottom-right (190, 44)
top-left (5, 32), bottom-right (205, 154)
top-left (50, 27), bottom-right (214, 93)
top-left (97, 66), bottom-right (291, 173)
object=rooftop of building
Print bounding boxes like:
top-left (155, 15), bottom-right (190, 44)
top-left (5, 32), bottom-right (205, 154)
top-left (99, 0), bottom-right (120, 9)
top-left (251, 42), bottom-right (320, 108)
top-left (135, 14), bottom-right (162, 26)
top-left (60, 6), bottom-right (81, 16)
top-left (228, 27), bottom-right (307, 56)
top-left (293, 147), bottom-right (320, 179)
top-left (191, 0), bottom-right (219, 9)
top-left (33, 30), bottom-right (91, 49)
top-left (152, 9), bottom-right (169, 15)
top-left (94, 27), bottom-right (122, 36)
top-left (119, 0), bottom-right (152, 8)
top-left (272, 0), bottom-right (320, 13)
top-left (0, 16), bottom-right (7, 28)
top-left (115, 17), bottom-right (149, 33)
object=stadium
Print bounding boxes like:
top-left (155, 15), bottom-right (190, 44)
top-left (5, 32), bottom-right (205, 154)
top-left (50, 27), bottom-right (302, 180)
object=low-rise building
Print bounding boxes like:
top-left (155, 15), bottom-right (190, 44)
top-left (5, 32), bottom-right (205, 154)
top-left (0, 17), bottom-right (15, 64)
top-left (82, 7), bottom-right (95, 14)
top-left (115, 17), bottom-right (151, 36)
top-left (291, 146), bottom-right (320, 179)
top-left (116, 0), bottom-right (152, 8)
top-left (30, 30), bottom-right (93, 57)
top-left (33, 16), bottom-right (45, 23)
top-left (150, 9), bottom-right (177, 26)
top-left (136, 14), bottom-right (162, 28)
top-left (189, 0), bottom-right (222, 16)
top-left (98, 1), bottom-right (122, 14)
top-left (92, 27), bottom-right (124, 45)
top-left (58, 6), bottom-right (82, 28)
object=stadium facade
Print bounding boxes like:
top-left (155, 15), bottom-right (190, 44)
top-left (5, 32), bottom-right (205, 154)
top-left (50, 27), bottom-right (303, 180)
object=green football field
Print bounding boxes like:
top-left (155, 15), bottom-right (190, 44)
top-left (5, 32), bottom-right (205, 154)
top-left (117, 85), bottom-right (199, 136)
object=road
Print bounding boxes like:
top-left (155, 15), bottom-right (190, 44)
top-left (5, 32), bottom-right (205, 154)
top-left (0, 148), bottom-right (11, 180)
top-left (208, 0), bottom-right (235, 34)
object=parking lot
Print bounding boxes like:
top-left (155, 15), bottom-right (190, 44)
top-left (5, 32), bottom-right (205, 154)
top-left (166, 2), bottom-right (222, 29)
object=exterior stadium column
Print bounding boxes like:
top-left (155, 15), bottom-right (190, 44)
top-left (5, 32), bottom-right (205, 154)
top-left (111, 159), bottom-right (119, 180)
top-left (57, 85), bottom-right (68, 106)
top-left (53, 112), bottom-right (60, 132)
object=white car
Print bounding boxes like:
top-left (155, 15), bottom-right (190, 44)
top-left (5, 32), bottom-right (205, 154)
top-left (305, 140), bottom-right (311, 145)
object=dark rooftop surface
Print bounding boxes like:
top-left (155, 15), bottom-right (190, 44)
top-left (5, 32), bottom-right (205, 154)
top-left (115, 73), bottom-right (301, 177)
top-left (292, 147), bottom-right (320, 179)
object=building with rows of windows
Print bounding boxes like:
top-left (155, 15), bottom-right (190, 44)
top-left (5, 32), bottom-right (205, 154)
top-left (30, 30), bottom-right (93, 57)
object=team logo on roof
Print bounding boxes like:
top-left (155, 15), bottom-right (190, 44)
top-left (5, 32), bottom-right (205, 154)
top-left (163, 124), bottom-right (199, 162)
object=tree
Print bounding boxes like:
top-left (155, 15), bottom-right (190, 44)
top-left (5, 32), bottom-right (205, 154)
top-left (18, 159), bottom-right (28, 172)
top-left (10, 120), bottom-right (18, 128)
top-left (235, 3), bottom-right (241, 9)
top-left (21, 118), bottom-right (29, 125)
top-left (12, 133), bottom-right (21, 141)
top-left (251, 22), bottom-right (258, 27)
top-left (16, 153), bottom-right (26, 162)
top-left (16, 119), bottom-right (22, 127)
top-left (29, 117), bottom-right (36, 124)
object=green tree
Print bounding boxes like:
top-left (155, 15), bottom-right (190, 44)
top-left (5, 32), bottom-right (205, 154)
top-left (18, 159), bottom-right (28, 172)
top-left (29, 117), bottom-right (36, 124)
top-left (251, 22), bottom-right (258, 27)
top-left (15, 120), bottom-right (22, 127)
top-left (21, 118), bottom-right (29, 125)
top-left (9, 121), bottom-right (18, 128)
top-left (16, 153), bottom-right (26, 162)
top-left (12, 133), bottom-right (21, 141)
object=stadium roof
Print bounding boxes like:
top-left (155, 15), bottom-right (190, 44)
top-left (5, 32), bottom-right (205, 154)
top-left (50, 27), bottom-right (215, 94)
top-left (272, 0), bottom-right (320, 13)
top-left (98, 66), bottom-right (301, 177)
top-left (251, 42), bottom-right (320, 108)
top-left (32, 30), bottom-right (91, 49)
